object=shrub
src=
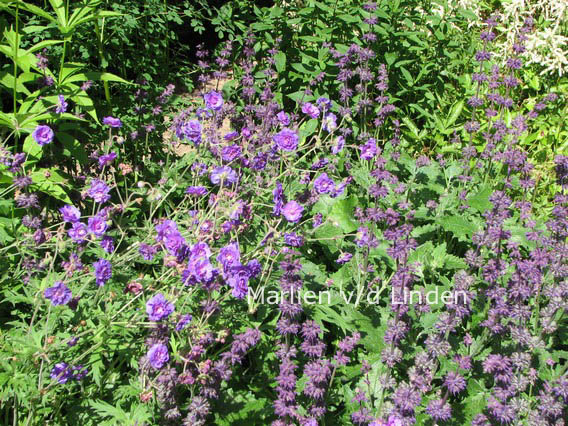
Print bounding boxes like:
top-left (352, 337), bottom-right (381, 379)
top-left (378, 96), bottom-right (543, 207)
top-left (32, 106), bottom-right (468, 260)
top-left (0, 4), bottom-right (567, 426)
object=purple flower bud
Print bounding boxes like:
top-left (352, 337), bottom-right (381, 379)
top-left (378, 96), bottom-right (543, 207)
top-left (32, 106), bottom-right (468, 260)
top-left (56, 95), bottom-right (68, 114)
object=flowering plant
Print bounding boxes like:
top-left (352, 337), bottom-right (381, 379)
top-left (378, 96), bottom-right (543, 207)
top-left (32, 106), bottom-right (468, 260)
top-left (0, 3), bottom-right (567, 426)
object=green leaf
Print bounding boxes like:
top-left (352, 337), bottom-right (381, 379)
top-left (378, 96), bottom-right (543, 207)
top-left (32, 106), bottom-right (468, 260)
top-left (328, 195), bottom-right (359, 233)
top-left (445, 254), bottom-right (467, 269)
top-left (22, 133), bottom-right (42, 160)
top-left (400, 67), bottom-right (413, 86)
top-left (431, 243), bottom-right (447, 269)
top-left (350, 166), bottom-right (372, 190)
top-left (445, 99), bottom-right (464, 127)
top-left (437, 216), bottom-right (479, 241)
top-left (299, 118), bottom-right (318, 141)
top-left (385, 52), bottom-right (397, 66)
top-left (402, 117), bottom-right (419, 138)
top-left (463, 379), bottom-right (488, 421)
top-left (30, 170), bottom-right (71, 203)
top-left (467, 185), bottom-right (493, 213)
top-left (62, 70), bottom-right (131, 85)
top-left (274, 52), bottom-right (286, 73)
top-left (57, 132), bottom-right (88, 163)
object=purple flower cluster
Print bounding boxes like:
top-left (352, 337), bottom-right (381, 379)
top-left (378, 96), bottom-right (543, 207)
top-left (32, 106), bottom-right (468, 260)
top-left (50, 363), bottom-right (88, 384)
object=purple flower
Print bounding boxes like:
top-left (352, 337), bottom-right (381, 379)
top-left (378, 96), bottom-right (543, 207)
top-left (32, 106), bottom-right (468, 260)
top-left (44, 281), bottom-right (72, 306)
top-left (185, 186), bottom-right (208, 196)
top-left (228, 200), bottom-right (245, 220)
top-left (246, 259), bottom-right (262, 278)
top-left (217, 242), bottom-right (241, 271)
top-left (50, 363), bottom-right (72, 384)
top-left (139, 243), bottom-right (158, 260)
top-left (72, 365), bottom-right (88, 380)
top-left (93, 258), bottom-right (112, 286)
top-left (196, 107), bottom-right (212, 119)
top-left (426, 399), bottom-right (452, 421)
top-left (273, 181), bottom-right (284, 216)
top-left (370, 416), bottom-right (403, 426)
top-left (277, 111), bottom-right (290, 126)
top-left (98, 152), bottom-right (117, 169)
top-left (87, 179), bottom-right (111, 203)
top-left (337, 252), bottom-right (352, 264)
top-left (203, 90), bottom-right (224, 111)
top-left (147, 343), bottom-right (169, 369)
top-left (331, 136), bottom-right (345, 154)
top-left (224, 131), bottom-right (239, 140)
top-left (444, 371), bottom-right (466, 394)
top-left (155, 220), bottom-right (185, 255)
top-left (181, 119), bottom-right (202, 144)
top-left (227, 267), bottom-right (250, 299)
top-left (68, 222), bottom-right (88, 243)
top-left (210, 166), bottom-right (238, 186)
top-left (60, 205), bottom-right (81, 223)
top-left (175, 314), bottom-right (192, 331)
top-left (284, 232), bottom-right (304, 247)
top-left (190, 241), bottom-right (212, 259)
top-left (87, 214), bottom-right (108, 237)
top-left (282, 201), bottom-right (303, 223)
top-left (146, 293), bottom-right (175, 321)
top-left (103, 116), bottom-right (122, 128)
top-left (323, 113), bottom-right (337, 132)
top-left (302, 102), bottom-right (320, 119)
top-left (100, 235), bottom-right (114, 253)
top-left (554, 155), bottom-right (568, 188)
top-left (221, 144), bottom-right (241, 162)
top-left (273, 128), bottom-right (299, 152)
top-left (185, 257), bottom-right (217, 284)
top-left (360, 138), bottom-right (377, 160)
top-left (32, 125), bottom-right (54, 146)
top-left (316, 97), bottom-right (332, 110)
top-left (313, 172), bottom-right (335, 194)
top-left (56, 95), bottom-right (67, 114)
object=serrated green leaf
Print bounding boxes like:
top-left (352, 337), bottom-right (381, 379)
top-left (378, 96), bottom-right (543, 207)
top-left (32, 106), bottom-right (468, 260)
top-left (437, 215), bottom-right (479, 241)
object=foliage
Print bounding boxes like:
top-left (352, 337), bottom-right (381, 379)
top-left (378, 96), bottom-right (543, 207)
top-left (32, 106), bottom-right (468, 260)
top-left (0, 2), bottom-right (567, 426)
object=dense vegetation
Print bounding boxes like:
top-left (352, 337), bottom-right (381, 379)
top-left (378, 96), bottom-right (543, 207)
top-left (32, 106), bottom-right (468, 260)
top-left (0, 0), bottom-right (567, 425)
